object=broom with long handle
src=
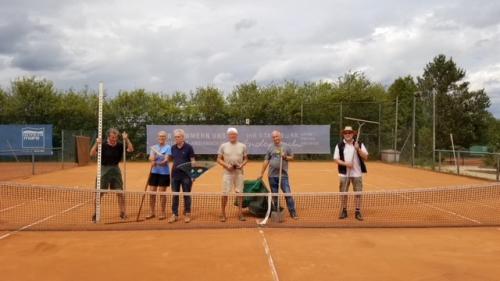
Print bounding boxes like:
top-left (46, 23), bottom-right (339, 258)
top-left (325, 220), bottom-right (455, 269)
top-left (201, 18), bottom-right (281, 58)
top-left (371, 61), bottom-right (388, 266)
top-left (136, 146), bottom-right (160, 221)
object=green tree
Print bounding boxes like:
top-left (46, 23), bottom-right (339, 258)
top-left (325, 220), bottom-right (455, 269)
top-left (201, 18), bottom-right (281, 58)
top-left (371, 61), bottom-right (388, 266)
top-left (486, 117), bottom-right (500, 152)
top-left (387, 76), bottom-right (418, 149)
top-left (0, 87), bottom-right (9, 123)
top-left (8, 76), bottom-right (60, 124)
top-left (227, 81), bottom-right (277, 124)
top-left (54, 88), bottom-right (98, 131)
top-left (418, 54), bottom-right (491, 148)
top-left (190, 86), bottom-right (228, 124)
top-left (105, 89), bottom-right (174, 154)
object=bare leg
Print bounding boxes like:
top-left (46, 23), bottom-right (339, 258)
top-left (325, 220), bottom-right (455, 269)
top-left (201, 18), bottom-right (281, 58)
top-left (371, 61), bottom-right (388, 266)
top-left (159, 186), bottom-right (167, 218)
top-left (238, 195), bottom-right (246, 221)
top-left (355, 194), bottom-right (362, 210)
top-left (340, 177), bottom-right (350, 209)
top-left (221, 195), bottom-right (228, 221)
top-left (148, 186), bottom-right (157, 218)
top-left (117, 193), bottom-right (126, 218)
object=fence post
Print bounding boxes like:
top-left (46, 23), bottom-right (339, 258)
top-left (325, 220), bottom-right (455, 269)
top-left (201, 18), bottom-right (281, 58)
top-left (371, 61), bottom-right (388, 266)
top-left (438, 151), bottom-right (441, 171)
top-left (31, 150), bottom-right (35, 175)
top-left (496, 156), bottom-right (499, 182)
top-left (61, 130), bottom-right (65, 169)
top-left (378, 103), bottom-right (381, 156)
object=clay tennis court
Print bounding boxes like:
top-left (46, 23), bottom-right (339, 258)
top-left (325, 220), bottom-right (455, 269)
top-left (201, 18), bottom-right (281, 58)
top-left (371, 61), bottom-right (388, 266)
top-left (1, 162), bottom-right (500, 281)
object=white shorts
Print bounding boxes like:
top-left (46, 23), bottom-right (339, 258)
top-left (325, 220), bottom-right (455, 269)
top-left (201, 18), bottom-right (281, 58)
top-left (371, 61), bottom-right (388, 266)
top-left (222, 172), bottom-right (244, 194)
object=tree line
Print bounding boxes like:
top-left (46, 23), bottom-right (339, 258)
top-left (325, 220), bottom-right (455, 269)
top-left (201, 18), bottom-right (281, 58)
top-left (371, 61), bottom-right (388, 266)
top-left (0, 54), bottom-right (497, 159)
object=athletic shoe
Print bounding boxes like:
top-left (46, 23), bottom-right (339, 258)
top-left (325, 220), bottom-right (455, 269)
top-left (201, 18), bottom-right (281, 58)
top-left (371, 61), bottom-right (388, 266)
top-left (120, 212), bottom-right (128, 220)
top-left (355, 210), bottom-right (364, 221)
top-left (145, 214), bottom-right (156, 220)
top-left (168, 215), bottom-right (178, 223)
top-left (219, 215), bottom-right (227, 222)
top-left (239, 215), bottom-right (246, 221)
top-left (184, 214), bottom-right (191, 223)
top-left (291, 212), bottom-right (299, 220)
top-left (338, 208), bottom-right (348, 219)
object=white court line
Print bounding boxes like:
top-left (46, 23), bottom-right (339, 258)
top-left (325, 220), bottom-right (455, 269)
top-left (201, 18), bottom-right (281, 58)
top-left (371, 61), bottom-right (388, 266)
top-left (0, 202), bottom-right (86, 241)
top-left (258, 228), bottom-right (280, 281)
top-left (381, 179), bottom-right (482, 225)
top-left (403, 195), bottom-right (481, 224)
top-left (0, 197), bottom-right (43, 213)
top-left (0, 203), bottom-right (27, 212)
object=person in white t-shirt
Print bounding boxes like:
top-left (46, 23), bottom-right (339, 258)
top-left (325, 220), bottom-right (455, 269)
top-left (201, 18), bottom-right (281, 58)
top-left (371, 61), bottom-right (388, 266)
top-left (333, 126), bottom-right (369, 221)
top-left (216, 127), bottom-right (248, 222)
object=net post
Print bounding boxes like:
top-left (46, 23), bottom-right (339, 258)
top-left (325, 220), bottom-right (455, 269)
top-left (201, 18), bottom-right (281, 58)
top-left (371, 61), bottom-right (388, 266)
top-left (456, 151), bottom-right (460, 175)
top-left (95, 82), bottom-right (104, 223)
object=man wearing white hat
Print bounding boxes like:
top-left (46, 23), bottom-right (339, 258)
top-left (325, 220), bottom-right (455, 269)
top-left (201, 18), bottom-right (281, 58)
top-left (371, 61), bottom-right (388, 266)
top-left (217, 127), bottom-right (248, 222)
top-left (333, 126), bottom-right (369, 221)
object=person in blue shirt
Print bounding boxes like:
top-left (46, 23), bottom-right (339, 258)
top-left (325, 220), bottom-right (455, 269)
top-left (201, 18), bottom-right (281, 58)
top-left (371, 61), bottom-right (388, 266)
top-left (146, 131), bottom-right (172, 220)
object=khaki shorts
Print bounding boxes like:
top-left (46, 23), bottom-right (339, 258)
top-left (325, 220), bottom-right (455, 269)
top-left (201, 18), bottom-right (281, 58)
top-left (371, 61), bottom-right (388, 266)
top-left (222, 172), bottom-right (244, 194)
top-left (339, 177), bottom-right (363, 192)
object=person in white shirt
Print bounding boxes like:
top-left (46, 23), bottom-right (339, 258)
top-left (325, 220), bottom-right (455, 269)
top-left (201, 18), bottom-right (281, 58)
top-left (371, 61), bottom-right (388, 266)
top-left (216, 127), bottom-right (248, 222)
top-left (333, 126), bottom-right (369, 221)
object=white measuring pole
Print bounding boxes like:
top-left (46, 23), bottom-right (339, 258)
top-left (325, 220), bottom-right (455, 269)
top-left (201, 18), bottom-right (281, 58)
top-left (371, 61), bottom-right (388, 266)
top-left (95, 82), bottom-right (104, 223)
top-left (123, 133), bottom-right (127, 191)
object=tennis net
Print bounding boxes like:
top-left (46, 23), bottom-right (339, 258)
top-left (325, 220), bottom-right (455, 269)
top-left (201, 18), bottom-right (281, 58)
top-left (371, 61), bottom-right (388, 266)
top-left (1, 182), bottom-right (499, 231)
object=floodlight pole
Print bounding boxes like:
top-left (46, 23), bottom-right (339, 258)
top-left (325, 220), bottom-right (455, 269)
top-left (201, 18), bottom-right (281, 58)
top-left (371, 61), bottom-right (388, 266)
top-left (339, 102), bottom-right (343, 132)
top-left (394, 96), bottom-right (398, 151)
top-left (411, 92), bottom-right (418, 167)
top-left (432, 89), bottom-right (436, 170)
top-left (378, 103), bottom-right (382, 155)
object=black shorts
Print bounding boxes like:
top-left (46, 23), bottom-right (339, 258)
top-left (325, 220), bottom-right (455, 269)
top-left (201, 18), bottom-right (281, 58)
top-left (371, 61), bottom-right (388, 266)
top-left (148, 173), bottom-right (170, 187)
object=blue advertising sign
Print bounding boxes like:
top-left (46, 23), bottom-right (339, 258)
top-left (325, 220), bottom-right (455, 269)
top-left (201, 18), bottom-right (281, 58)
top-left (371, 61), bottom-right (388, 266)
top-left (0, 125), bottom-right (53, 155)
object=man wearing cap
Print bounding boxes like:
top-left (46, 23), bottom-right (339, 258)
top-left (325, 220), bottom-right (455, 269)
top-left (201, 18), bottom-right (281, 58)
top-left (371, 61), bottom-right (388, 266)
top-left (333, 126), bottom-right (369, 221)
top-left (217, 127), bottom-right (248, 222)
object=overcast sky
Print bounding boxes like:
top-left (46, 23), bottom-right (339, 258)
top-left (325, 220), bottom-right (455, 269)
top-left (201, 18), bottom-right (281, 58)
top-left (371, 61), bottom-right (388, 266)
top-left (1, 0), bottom-right (500, 116)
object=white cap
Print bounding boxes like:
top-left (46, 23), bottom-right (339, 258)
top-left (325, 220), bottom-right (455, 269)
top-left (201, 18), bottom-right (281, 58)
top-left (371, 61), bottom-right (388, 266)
top-left (227, 127), bottom-right (238, 134)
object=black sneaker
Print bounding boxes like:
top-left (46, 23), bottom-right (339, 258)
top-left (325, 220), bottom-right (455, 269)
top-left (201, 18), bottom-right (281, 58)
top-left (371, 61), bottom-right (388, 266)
top-left (355, 210), bottom-right (364, 221)
top-left (338, 208), bottom-right (348, 219)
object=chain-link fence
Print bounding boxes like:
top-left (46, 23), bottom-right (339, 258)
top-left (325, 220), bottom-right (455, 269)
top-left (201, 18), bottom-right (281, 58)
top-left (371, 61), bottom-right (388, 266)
top-left (0, 129), bottom-right (95, 180)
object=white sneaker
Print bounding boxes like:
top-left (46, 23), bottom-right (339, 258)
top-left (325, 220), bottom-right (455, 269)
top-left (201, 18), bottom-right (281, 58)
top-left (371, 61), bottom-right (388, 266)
top-left (168, 215), bottom-right (178, 223)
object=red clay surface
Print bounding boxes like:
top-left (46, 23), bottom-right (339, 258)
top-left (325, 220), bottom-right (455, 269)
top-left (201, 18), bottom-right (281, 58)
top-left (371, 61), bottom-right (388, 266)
top-left (10, 161), bottom-right (490, 191)
top-left (1, 161), bottom-right (499, 281)
top-left (0, 162), bottom-right (77, 181)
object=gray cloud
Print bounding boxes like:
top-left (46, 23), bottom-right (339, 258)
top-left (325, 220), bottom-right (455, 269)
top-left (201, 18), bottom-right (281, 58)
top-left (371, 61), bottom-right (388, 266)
top-left (235, 19), bottom-right (256, 31)
top-left (0, 0), bottom-right (499, 116)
